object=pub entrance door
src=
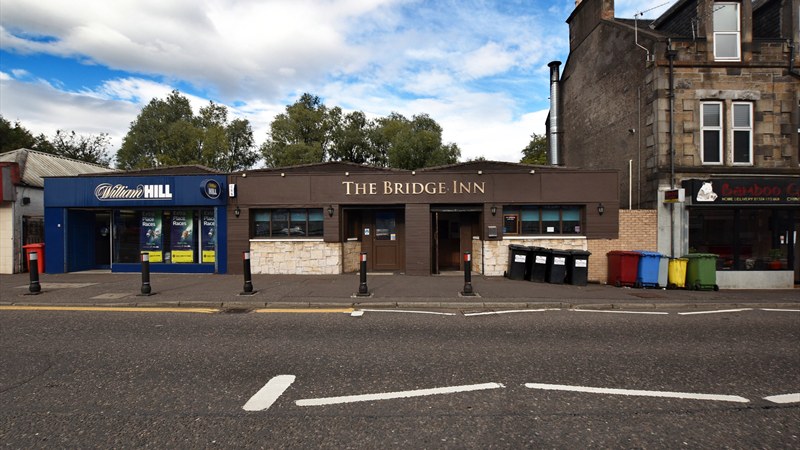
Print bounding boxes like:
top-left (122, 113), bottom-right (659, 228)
top-left (363, 209), bottom-right (405, 271)
top-left (430, 208), bottom-right (480, 274)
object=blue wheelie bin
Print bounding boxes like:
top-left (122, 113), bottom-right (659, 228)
top-left (634, 250), bottom-right (664, 288)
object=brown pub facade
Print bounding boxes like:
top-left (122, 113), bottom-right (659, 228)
top-left (226, 161), bottom-right (619, 277)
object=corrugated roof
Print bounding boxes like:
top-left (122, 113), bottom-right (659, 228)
top-left (0, 149), bottom-right (116, 188)
top-left (77, 164), bottom-right (224, 177)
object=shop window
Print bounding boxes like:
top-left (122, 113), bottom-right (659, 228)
top-left (251, 208), bottom-right (324, 238)
top-left (112, 209), bottom-right (215, 265)
top-left (731, 102), bottom-right (752, 165)
top-left (502, 206), bottom-right (583, 236)
top-left (713, 2), bottom-right (740, 61)
top-left (701, 102), bottom-right (722, 164)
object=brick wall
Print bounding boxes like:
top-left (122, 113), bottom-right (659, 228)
top-left (587, 209), bottom-right (658, 283)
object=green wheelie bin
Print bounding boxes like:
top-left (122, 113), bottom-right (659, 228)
top-left (682, 253), bottom-right (719, 291)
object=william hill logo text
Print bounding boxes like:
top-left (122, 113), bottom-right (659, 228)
top-left (94, 183), bottom-right (173, 201)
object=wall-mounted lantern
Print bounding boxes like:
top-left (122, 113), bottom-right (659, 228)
top-left (491, 204), bottom-right (497, 216)
top-left (597, 203), bottom-right (605, 216)
top-left (234, 206), bottom-right (241, 218)
top-left (327, 205), bottom-right (334, 217)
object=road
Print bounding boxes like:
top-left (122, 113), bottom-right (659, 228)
top-left (1, 307), bottom-right (798, 448)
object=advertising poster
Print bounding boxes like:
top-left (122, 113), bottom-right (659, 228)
top-left (171, 210), bottom-right (194, 263)
top-left (139, 210), bottom-right (163, 262)
top-left (201, 209), bottom-right (215, 263)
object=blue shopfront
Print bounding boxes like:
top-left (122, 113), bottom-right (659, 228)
top-left (44, 174), bottom-right (227, 274)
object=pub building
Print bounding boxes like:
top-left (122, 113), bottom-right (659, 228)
top-left (683, 178), bottom-right (799, 286)
top-left (226, 161), bottom-right (619, 277)
top-left (44, 166), bottom-right (228, 274)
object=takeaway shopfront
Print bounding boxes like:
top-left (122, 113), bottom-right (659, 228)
top-left (44, 170), bottom-right (227, 273)
top-left (684, 178), bottom-right (799, 286)
top-left (226, 162), bottom-right (619, 277)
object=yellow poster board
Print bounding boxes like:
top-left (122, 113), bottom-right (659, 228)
top-left (202, 251), bottom-right (215, 263)
top-left (142, 251), bottom-right (163, 263)
top-left (172, 250), bottom-right (194, 263)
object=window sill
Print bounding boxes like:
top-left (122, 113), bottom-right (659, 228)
top-left (503, 235), bottom-right (586, 240)
top-left (250, 238), bottom-right (325, 242)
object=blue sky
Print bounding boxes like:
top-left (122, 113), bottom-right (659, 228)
top-left (0, 0), bottom-right (676, 166)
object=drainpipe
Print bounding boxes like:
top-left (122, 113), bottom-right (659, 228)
top-left (548, 61), bottom-right (562, 166)
top-left (666, 40), bottom-right (678, 258)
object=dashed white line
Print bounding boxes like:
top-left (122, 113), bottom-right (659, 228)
top-left (763, 393), bottom-right (800, 404)
top-left (760, 308), bottom-right (800, 312)
top-left (677, 308), bottom-right (752, 315)
top-left (243, 375), bottom-right (296, 411)
top-left (571, 309), bottom-right (669, 315)
top-left (524, 382), bottom-right (749, 403)
top-left (463, 309), bottom-right (550, 317)
top-left (296, 382), bottom-right (504, 406)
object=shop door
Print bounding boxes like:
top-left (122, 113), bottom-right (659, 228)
top-left (371, 210), bottom-right (404, 271)
top-left (94, 212), bottom-right (111, 269)
top-left (437, 212), bottom-right (462, 271)
top-left (431, 212), bottom-right (439, 274)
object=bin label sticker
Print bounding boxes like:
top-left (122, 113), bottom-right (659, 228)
top-left (554, 257), bottom-right (566, 266)
top-left (535, 256), bottom-right (547, 264)
top-left (514, 255), bottom-right (526, 263)
top-left (575, 259), bottom-right (587, 268)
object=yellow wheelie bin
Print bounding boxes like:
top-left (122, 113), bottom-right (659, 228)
top-left (668, 258), bottom-right (688, 289)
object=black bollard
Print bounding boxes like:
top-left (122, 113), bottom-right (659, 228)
top-left (241, 251), bottom-right (256, 295)
top-left (462, 252), bottom-right (474, 295)
top-left (138, 253), bottom-right (154, 296)
top-left (357, 252), bottom-right (369, 296)
top-left (27, 251), bottom-right (41, 294)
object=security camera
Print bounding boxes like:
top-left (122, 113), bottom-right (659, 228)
top-left (628, 128), bottom-right (636, 134)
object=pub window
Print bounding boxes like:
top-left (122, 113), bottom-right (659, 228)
top-left (731, 102), bottom-right (752, 165)
top-left (503, 206), bottom-right (583, 236)
top-left (701, 102), bottom-right (723, 164)
top-left (251, 208), bottom-right (324, 238)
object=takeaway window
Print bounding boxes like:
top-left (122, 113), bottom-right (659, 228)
top-left (251, 208), bottom-right (324, 238)
top-left (502, 206), bottom-right (583, 235)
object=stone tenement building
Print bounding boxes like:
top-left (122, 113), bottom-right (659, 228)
top-left (548, 0), bottom-right (799, 286)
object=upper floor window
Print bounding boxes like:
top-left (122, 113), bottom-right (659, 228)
top-left (252, 208), bottom-right (324, 238)
top-left (731, 102), bottom-right (752, 165)
top-left (713, 2), bottom-right (740, 61)
top-left (701, 102), bottom-right (723, 164)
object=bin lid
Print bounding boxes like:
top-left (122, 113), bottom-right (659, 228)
top-left (508, 244), bottom-right (529, 250)
top-left (607, 250), bottom-right (641, 256)
top-left (22, 243), bottom-right (45, 249)
top-left (550, 249), bottom-right (571, 255)
top-left (570, 250), bottom-right (591, 256)
top-left (634, 250), bottom-right (664, 258)
top-left (681, 253), bottom-right (719, 259)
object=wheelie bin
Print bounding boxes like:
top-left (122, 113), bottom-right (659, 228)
top-left (525, 246), bottom-right (543, 281)
top-left (657, 254), bottom-right (669, 288)
top-left (529, 247), bottom-right (550, 283)
top-left (566, 250), bottom-right (591, 286)
top-left (668, 258), bottom-right (688, 289)
top-left (607, 251), bottom-right (641, 287)
top-left (634, 250), bottom-right (664, 288)
top-left (546, 249), bottom-right (570, 284)
top-left (682, 253), bottom-right (719, 291)
top-left (506, 244), bottom-right (531, 280)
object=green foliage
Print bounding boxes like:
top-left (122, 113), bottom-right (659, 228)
top-left (50, 130), bottom-right (112, 167)
top-left (520, 132), bottom-right (547, 165)
top-left (117, 90), bottom-right (259, 171)
top-left (0, 115), bottom-right (54, 154)
top-left (262, 95), bottom-right (460, 170)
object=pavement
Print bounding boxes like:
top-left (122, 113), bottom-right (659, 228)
top-left (2, 271), bottom-right (798, 311)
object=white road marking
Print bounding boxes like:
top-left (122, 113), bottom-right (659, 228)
top-left (524, 383), bottom-right (749, 403)
top-left (677, 308), bottom-right (752, 315)
top-left (355, 309), bottom-right (457, 316)
top-left (760, 309), bottom-right (800, 312)
top-left (243, 375), bottom-right (296, 411)
top-left (571, 309), bottom-right (668, 315)
top-left (296, 382), bottom-right (504, 406)
top-left (763, 393), bottom-right (800, 404)
top-left (350, 310), bottom-right (364, 317)
top-left (463, 309), bottom-right (550, 317)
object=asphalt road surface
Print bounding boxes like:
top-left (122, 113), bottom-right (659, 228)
top-left (1, 307), bottom-right (798, 449)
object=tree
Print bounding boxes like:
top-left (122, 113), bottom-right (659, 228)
top-left (50, 130), bottom-right (113, 167)
top-left (329, 110), bottom-right (385, 166)
top-left (0, 115), bottom-right (54, 154)
top-left (260, 93), bottom-right (332, 168)
top-left (376, 113), bottom-right (461, 170)
top-left (117, 91), bottom-right (259, 171)
top-left (520, 132), bottom-right (547, 165)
